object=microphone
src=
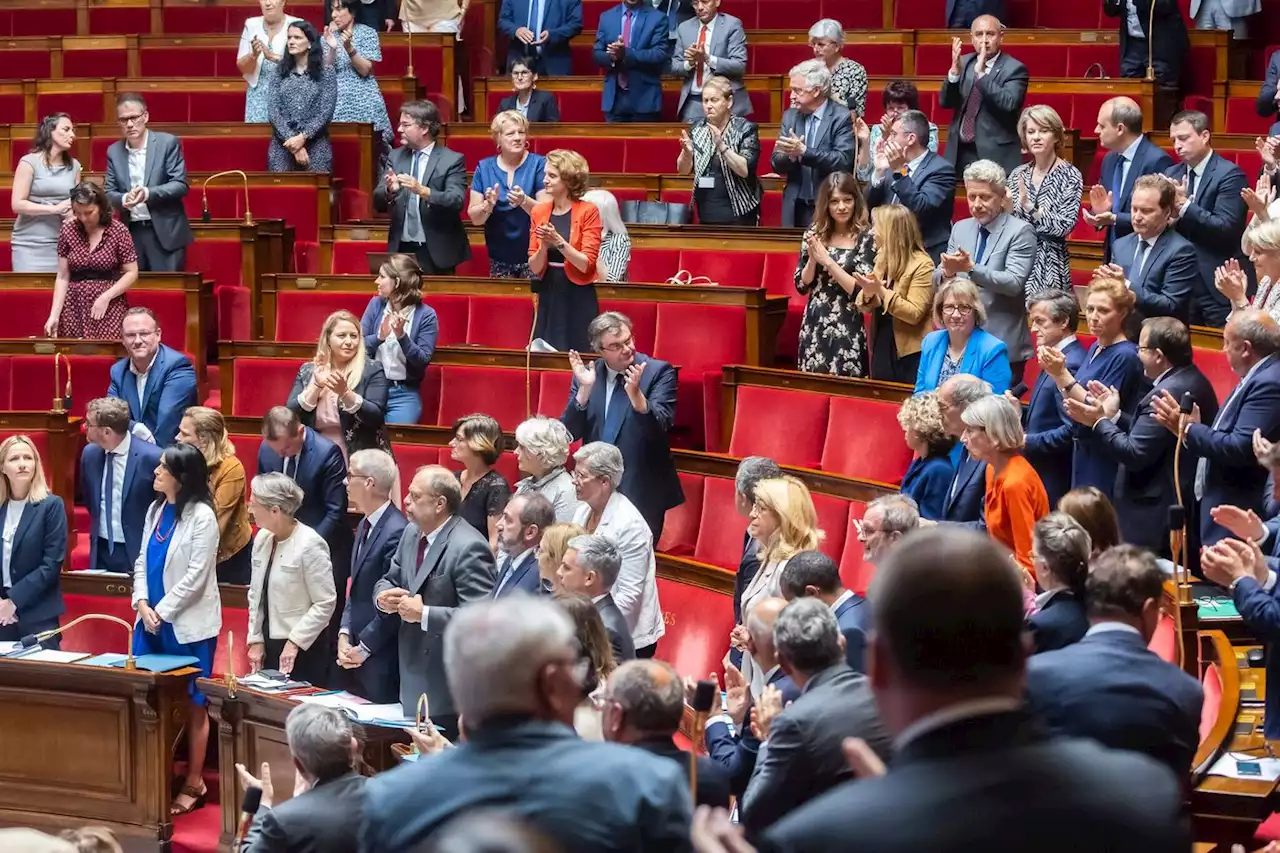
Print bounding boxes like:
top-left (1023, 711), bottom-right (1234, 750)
top-left (688, 679), bottom-right (716, 805)
top-left (235, 785), bottom-right (263, 846)
top-left (1009, 382), bottom-right (1028, 399)
top-left (1179, 391), bottom-right (1194, 415)
top-left (1167, 504), bottom-right (1186, 533)
top-left (201, 170), bottom-right (254, 225)
top-left (17, 613), bottom-right (134, 668)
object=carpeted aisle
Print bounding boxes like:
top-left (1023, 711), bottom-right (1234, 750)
top-left (171, 769), bottom-right (221, 853)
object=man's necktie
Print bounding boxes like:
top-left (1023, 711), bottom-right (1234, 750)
top-left (799, 114), bottom-right (819, 201)
top-left (1111, 154), bottom-right (1127, 207)
top-left (283, 456), bottom-right (295, 480)
top-left (1133, 239), bottom-right (1150, 281)
top-left (604, 373), bottom-right (627, 442)
top-left (619, 10), bottom-right (632, 90)
top-left (974, 226), bottom-right (990, 266)
top-left (354, 518), bottom-right (370, 566)
top-left (416, 534), bottom-right (430, 571)
top-left (104, 452), bottom-right (116, 554)
top-left (1186, 167), bottom-right (1198, 200)
top-left (958, 70), bottom-right (982, 143)
top-left (405, 150), bottom-right (424, 241)
top-left (693, 23), bottom-right (708, 88)
top-left (495, 553), bottom-right (515, 595)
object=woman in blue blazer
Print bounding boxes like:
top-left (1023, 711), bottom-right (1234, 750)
top-left (360, 254), bottom-right (439, 425)
top-left (895, 392), bottom-right (955, 520)
top-left (915, 278), bottom-right (1012, 395)
top-left (0, 435), bottom-right (67, 649)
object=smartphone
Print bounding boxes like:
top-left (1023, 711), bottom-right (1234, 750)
top-left (1237, 760), bottom-right (1263, 777)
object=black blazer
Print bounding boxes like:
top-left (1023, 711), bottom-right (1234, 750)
top-left (769, 104), bottom-right (855, 227)
top-left (1104, 0), bottom-right (1189, 86)
top-left (595, 592), bottom-right (636, 662)
top-left (633, 736), bottom-right (731, 810)
top-left (1164, 154), bottom-right (1250, 327)
top-left (0, 496), bottom-right (66, 628)
top-left (373, 143), bottom-right (471, 271)
top-left (1113, 228), bottom-right (1199, 324)
top-left (1026, 589), bottom-right (1088, 654)
top-left (939, 53), bottom-right (1029, 179)
top-left (256, 427), bottom-right (349, 546)
top-left (941, 448), bottom-right (987, 526)
top-left (866, 150), bottom-right (957, 262)
top-left (498, 90), bottom-right (561, 123)
top-left (240, 771), bottom-right (366, 853)
top-left (339, 505), bottom-right (407, 705)
top-left (287, 360), bottom-right (391, 457)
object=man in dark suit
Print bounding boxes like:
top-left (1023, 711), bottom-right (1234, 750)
top-left (1023, 292), bottom-right (1087, 507)
top-left (762, 528), bottom-right (1190, 852)
top-left (1164, 110), bottom-right (1249, 327)
top-left (939, 16), bottom-right (1028, 179)
top-left (373, 465), bottom-right (496, 736)
top-left (337, 449), bottom-right (406, 705)
top-left (1086, 97), bottom-right (1176, 261)
top-left (236, 704), bottom-right (367, 853)
top-left (602, 659), bottom-right (731, 809)
top-left (1152, 310), bottom-right (1280, 546)
top-left (492, 493), bottom-right (555, 598)
top-left (562, 311), bottom-right (683, 541)
top-left (498, 0), bottom-right (582, 76)
top-left (1026, 545), bottom-right (1204, 780)
top-left (360, 596), bottom-right (692, 852)
top-left (1065, 317), bottom-right (1217, 558)
top-left (103, 92), bottom-right (192, 272)
top-left (740, 598), bottom-right (891, 834)
top-left (593, 0), bottom-right (671, 123)
top-left (938, 374), bottom-right (992, 525)
top-left (80, 397), bottom-right (164, 575)
top-left (1259, 50), bottom-right (1280, 122)
top-left (1104, 0), bottom-right (1189, 92)
top-left (373, 100), bottom-right (469, 275)
top-left (107, 307), bottom-right (198, 447)
top-left (945, 0), bottom-right (1004, 28)
top-left (780, 551), bottom-right (869, 673)
top-left (556, 533), bottom-right (636, 661)
top-left (866, 109), bottom-right (957, 263)
top-left (771, 59), bottom-right (855, 229)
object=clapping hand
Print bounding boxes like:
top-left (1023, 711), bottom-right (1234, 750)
top-left (507, 183), bottom-right (526, 208)
top-left (723, 663), bottom-right (749, 728)
top-left (707, 121), bottom-right (724, 151)
top-left (0, 599), bottom-right (16, 627)
top-left (376, 586), bottom-right (408, 613)
top-left (480, 183), bottom-right (499, 214)
top-left (384, 169), bottom-right (402, 194)
top-left (973, 44), bottom-right (989, 77)
top-left (1216, 258), bottom-right (1249, 304)
top-left (949, 36), bottom-right (964, 76)
top-left (1016, 173), bottom-right (1032, 213)
top-left (623, 362), bottom-right (647, 410)
top-left (535, 222), bottom-right (564, 248)
top-left (728, 623), bottom-right (749, 651)
top-left (883, 139), bottom-right (907, 173)
top-left (852, 271), bottom-right (883, 297)
top-left (804, 230), bottom-right (831, 267)
top-left (388, 312), bottom-right (406, 339)
top-left (938, 247), bottom-right (973, 278)
top-left (684, 42), bottom-right (707, 66)
top-left (1257, 135), bottom-right (1280, 170)
top-left (396, 173), bottom-right (422, 195)
top-left (1243, 171), bottom-right (1274, 219)
top-left (324, 367), bottom-right (349, 397)
top-left (235, 761), bottom-right (275, 809)
top-left (853, 115), bottom-right (870, 144)
top-left (1086, 380), bottom-right (1121, 419)
top-left (567, 349), bottom-right (596, 390)
top-left (1094, 262), bottom-right (1126, 281)
top-left (397, 594), bottom-right (425, 623)
top-left (1083, 185), bottom-right (1115, 227)
top-left (606, 37), bottom-right (624, 60)
top-left (1201, 538), bottom-right (1268, 588)
top-left (1174, 174), bottom-right (1192, 210)
top-left (1149, 388), bottom-right (1200, 435)
top-left (750, 684), bottom-right (784, 742)
top-left (310, 356), bottom-right (331, 390)
top-left (1210, 504), bottom-right (1267, 542)
top-left (1255, 428), bottom-right (1274, 464)
top-left (1037, 344), bottom-right (1066, 378)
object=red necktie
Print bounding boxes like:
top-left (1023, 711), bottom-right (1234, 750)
top-left (619, 10), bottom-right (632, 90)
top-left (959, 67), bottom-right (983, 143)
top-left (694, 24), bottom-right (708, 88)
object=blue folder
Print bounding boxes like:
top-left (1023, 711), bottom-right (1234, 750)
top-left (110, 654), bottom-right (201, 673)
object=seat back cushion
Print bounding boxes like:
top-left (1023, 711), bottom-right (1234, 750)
top-left (820, 396), bottom-right (913, 484)
top-left (729, 386), bottom-right (829, 469)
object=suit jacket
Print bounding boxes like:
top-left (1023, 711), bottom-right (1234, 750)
top-left (595, 592), bottom-right (636, 661)
top-left (1098, 137), bottom-right (1176, 259)
top-left (945, 0), bottom-right (1004, 23)
top-left (1233, 575), bottom-right (1280, 737)
top-left (0, 496), bottom-right (66, 628)
top-left (1260, 51), bottom-right (1280, 118)
top-left (131, 501), bottom-right (222, 644)
top-left (634, 736), bottom-right (731, 809)
top-left (833, 593), bottom-right (869, 673)
top-left (1026, 589), bottom-right (1088, 654)
top-left (360, 718), bottom-right (692, 852)
top-left (361, 297), bottom-right (438, 388)
top-left (900, 453), bottom-right (954, 521)
top-left (373, 143), bottom-right (471, 271)
top-left (81, 437), bottom-right (164, 571)
top-left (1024, 337), bottom-right (1087, 506)
top-left (1093, 363), bottom-right (1219, 553)
top-left (372, 515), bottom-right (496, 715)
top-left (915, 327), bottom-right (1012, 395)
top-left (770, 104), bottom-right (855, 227)
top-left (1104, 0), bottom-right (1189, 85)
top-left (1113, 228), bottom-right (1198, 324)
top-left (670, 13), bottom-right (750, 117)
top-left (107, 344), bottom-right (198, 447)
top-left (287, 361), bottom-right (390, 456)
top-left (761, 710), bottom-right (1190, 852)
top-left (497, 89), bottom-right (562, 122)
top-left (492, 548), bottom-right (541, 598)
top-left (866, 151), bottom-right (957, 262)
top-left (256, 428), bottom-right (348, 546)
top-left (934, 213), bottom-right (1037, 362)
top-left (247, 524), bottom-right (336, 651)
top-left (1026, 628), bottom-right (1204, 779)
top-left (1184, 355), bottom-right (1280, 545)
top-left (705, 668), bottom-right (800, 800)
top-left (942, 447), bottom-right (987, 525)
top-left (561, 353), bottom-right (684, 531)
top-left (340, 505), bottom-right (407, 704)
top-left (498, 0), bottom-right (582, 75)
top-left (593, 4), bottom-right (672, 116)
top-left (103, 131), bottom-right (193, 252)
top-left (1165, 154), bottom-right (1249, 326)
top-left (939, 53), bottom-right (1029, 178)
top-left (241, 772), bottom-right (365, 853)
top-left (740, 664), bottom-right (891, 834)
top-left (572, 492), bottom-right (664, 648)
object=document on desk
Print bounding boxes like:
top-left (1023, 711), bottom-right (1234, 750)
top-left (22, 649), bottom-right (92, 664)
top-left (1208, 754), bottom-right (1280, 781)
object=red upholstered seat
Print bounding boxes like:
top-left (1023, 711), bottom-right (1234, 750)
top-left (654, 575), bottom-right (735, 681)
top-left (226, 433), bottom-right (262, 484)
top-left (598, 300), bottom-right (657, 354)
top-left (1148, 611), bottom-right (1177, 663)
top-left (820, 397), bottom-right (913, 484)
top-left (59, 593), bottom-right (138, 654)
top-left (214, 606), bottom-right (251, 676)
top-left (658, 472), bottom-right (704, 557)
top-left (439, 446), bottom-right (522, 486)
top-left (1200, 662), bottom-right (1222, 744)
top-left (754, 0), bottom-right (821, 27)
top-left (437, 365), bottom-right (538, 430)
top-left (1228, 98), bottom-right (1274, 134)
top-left (0, 50), bottom-right (52, 79)
top-left (536, 370), bottom-right (573, 417)
top-left (61, 48), bottom-right (128, 78)
top-left (452, 136), bottom-right (499, 170)
top-left (693, 475), bottom-right (745, 570)
top-left (129, 290), bottom-right (188, 352)
top-left (4, 7), bottom-right (76, 34)
top-left (1035, 0), bottom-right (1104, 26)
top-left (0, 427), bottom-right (47, 460)
top-left (425, 293), bottom-right (469, 346)
top-left (37, 93), bottom-right (104, 123)
top-left (186, 237), bottom-right (245, 287)
top-left (654, 303), bottom-right (747, 448)
top-left (838, 501), bottom-right (872, 594)
top-left (762, 250), bottom-right (802, 362)
top-left (232, 357), bottom-right (303, 417)
top-left (455, 244), bottom-right (490, 278)
top-left (332, 241), bottom-right (384, 274)
top-left (0, 356), bottom-right (12, 408)
top-left (811, 492), bottom-right (850, 563)
top-left (139, 47), bottom-right (219, 77)
top-left (677, 249), bottom-right (764, 289)
top-left (88, 5), bottom-right (151, 33)
top-left (581, 0), bottom-right (611, 29)
top-left (555, 91), bottom-right (608, 123)
top-left (660, 189), bottom-right (693, 211)
top-left (276, 291), bottom-right (368, 341)
top-left (0, 291), bottom-right (52, 338)
top-left (1066, 45), bottom-right (1118, 78)
top-left (629, 248), bottom-right (682, 284)
top-left (729, 386), bottom-right (829, 469)
top-left (468, 295), bottom-right (534, 348)
top-left (760, 191), bottom-right (783, 228)
top-left (625, 138), bottom-right (679, 174)
top-left (390, 443), bottom-right (442, 498)
top-left (10, 355), bottom-right (116, 418)
top-left (380, 44), bottom-right (443, 80)
top-left (1015, 45), bottom-right (1069, 78)
top-left (171, 136), bottom-right (269, 173)
top-left (1194, 348), bottom-right (1236, 405)
top-left (0, 93), bottom-right (23, 123)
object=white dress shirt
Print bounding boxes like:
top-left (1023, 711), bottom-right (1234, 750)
top-left (2, 499), bottom-right (27, 587)
top-left (830, 588), bottom-right (855, 612)
top-left (376, 305), bottom-right (416, 381)
top-left (1125, 0), bottom-right (1146, 38)
top-left (1178, 151), bottom-right (1214, 216)
top-left (131, 351), bottom-right (159, 405)
top-left (99, 434), bottom-right (130, 544)
top-left (126, 132), bottom-right (151, 220)
top-left (685, 16), bottom-right (717, 95)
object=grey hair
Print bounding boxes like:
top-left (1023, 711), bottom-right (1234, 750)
top-left (414, 464), bottom-right (463, 514)
top-left (735, 455), bottom-right (783, 503)
top-left (251, 472), bottom-right (304, 517)
top-left (774, 597), bottom-right (843, 673)
top-left (444, 597), bottom-right (577, 722)
top-left (895, 109), bottom-right (930, 148)
top-left (587, 311), bottom-right (632, 351)
top-left (574, 441), bottom-right (624, 487)
top-left (285, 703), bottom-right (354, 781)
top-left (1230, 308), bottom-right (1280, 357)
top-left (348, 448), bottom-right (397, 494)
top-left (960, 395), bottom-right (1025, 452)
top-left (567, 534), bottom-right (622, 588)
top-left (1027, 289), bottom-right (1080, 329)
top-left (866, 493), bottom-right (919, 533)
top-left (807, 18), bottom-right (844, 45)
top-left (583, 189), bottom-right (628, 238)
top-left (962, 159), bottom-right (1007, 193)
top-left (515, 416), bottom-right (573, 469)
top-left (606, 660), bottom-right (684, 734)
top-left (1244, 218), bottom-right (1280, 255)
top-left (942, 373), bottom-right (994, 410)
top-left (788, 58), bottom-right (831, 95)
top-left (1106, 97), bottom-right (1144, 135)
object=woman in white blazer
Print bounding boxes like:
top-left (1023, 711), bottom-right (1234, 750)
top-left (130, 443), bottom-right (222, 817)
top-left (570, 442), bottom-right (664, 657)
top-left (246, 472), bottom-right (336, 688)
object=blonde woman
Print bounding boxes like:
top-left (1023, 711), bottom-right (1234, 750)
top-left (529, 149), bottom-right (602, 351)
top-left (468, 109), bottom-right (550, 279)
top-left (854, 204), bottom-right (935, 383)
top-left (178, 406), bottom-right (253, 584)
top-left (582, 188), bottom-right (630, 283)
top-left (1218, 219), bottom-right (1280, 323)
top-left (1007, 105), bottom-right (1082, 295)
top-left (537, 521), bottom-right (588, 594)
top-left (287, 309), bottom-right (391, 459)
top-left (0, 435), bottom-right (66, 647)
top-left (730, 474), bottom-right (822, 695)
top-left (362, 254), bottom-right (438, 424)
top-left (897, 392), bottom-right (954, 520)
top-left (450, 413), bottom-right (511, 549)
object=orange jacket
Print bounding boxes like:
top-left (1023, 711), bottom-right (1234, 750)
top-left (985, 454), bottom-right (1049, 575)
top-left (528, 199), bottom-right (603, 286)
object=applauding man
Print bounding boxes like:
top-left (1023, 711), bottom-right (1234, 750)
top-left (771, 59), bottom-right (854, 228)
top-left (940, 16), bottom-right (1027, 179)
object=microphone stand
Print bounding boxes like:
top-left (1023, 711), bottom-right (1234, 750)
top-left (1145, 0), bottom-right (1156, 83)
top-left (202, 170), bottom-right (254, 225)
top-left (21, 613), bottom-right (135, 670)
top-left (50, 351), bottom-right (71, 414)
top-left (1168, 391), bottom-right (1194, 671)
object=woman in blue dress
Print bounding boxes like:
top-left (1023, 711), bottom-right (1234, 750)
top-left (131, 443), bottom-right (222, 817)
top-left (468, 109), bottom-right (548, 279)
top-left (323, 0), bottom-right (393, 150)
top-left (1038, 276), bottom-right (1150, 498)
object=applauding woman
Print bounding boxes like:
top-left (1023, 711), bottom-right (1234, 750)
top-left (131, 443), bottom-right (222, 816)
top-left (1218, 221), bottom-right (1280, 323)
top-left (676, 76), bottom-right (760, 227)
top-left (177, 407), bottom-right (253, 585)
top-left (855, 203), bottom-right (935, 383)
top-left (916, 279), bottom-right (1011, 394)
top-left (469, 110), bottom-right (548, 279)
top-left (324, 0), bottom-right (393, 150)
top-left (236, 0), bottom-right (300, 122)
top-left (1007, 106), bottom-right (1082, 295)
top-left (0, 435), bottom-right (66, 648)
top-left (362, 254), bottom-right (438, 424)
top-left (529, 149), bottom-right (602, 351)
top-left (268, 21), bottom-right (337, 172)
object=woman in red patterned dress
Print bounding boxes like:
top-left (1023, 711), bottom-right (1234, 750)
top-left (43, 181), bottom-right (138, 339)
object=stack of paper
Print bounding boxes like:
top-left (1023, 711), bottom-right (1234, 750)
top-left (239, 671), bottom-right (311, 692)
top-left (23, 649), bottom-right (91, 664)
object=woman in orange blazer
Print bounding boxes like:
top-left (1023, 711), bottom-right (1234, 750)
top-left (960, 394), bottom-right (1049, 578)
top-left (528, 148), bottom-right (603, 352)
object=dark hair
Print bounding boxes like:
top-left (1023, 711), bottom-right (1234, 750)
top-left (279, 21), bottom-right (325, 81)
top-left (554, 592), bottom-right (614, 694)
top-left (1027, 290), bottom-right (1079, 331)
top-left (332, 0), bottom-right (361, 13)
top-left (779, 550), bottom-right (843, 599)
top-left (1142, 316), bottom-right (1192, 367)
top-left (1086, 545), bottom-right (1165, 621)
top-left (1132, 173), bottom-right (1177, 213)
top-left (161, 443), bottom-right (212, 520)
top-left (1170, 109), bottom-right (1211, 135)
top-left (115, 92), bottom-right (147, 111)
top-left (881, 79), bottom-right (920, 111)
top-left (30, 112), bottom-right (74, 167)
top-left (70, 180), bottom-right (113, 228)
top-left (123, 305), bottom-right (159, 328)
top-left (509, 58), bottom-right (536, 76)
top-left (1057, 486), bottom-right (1121, 556)
top-left (812, 171), bottom-right (866, 244)
top-left (515, 492), bottom-right (556, 532)
top-left (401, 99), bottom-right (442, 139)
top-left (261, 405), bottom-right (302, 441)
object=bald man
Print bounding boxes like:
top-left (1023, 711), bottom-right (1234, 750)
top-left (939, 15), bottom-right (1027, 178)
top-left (1085, 97), bottom-right (1175, 262)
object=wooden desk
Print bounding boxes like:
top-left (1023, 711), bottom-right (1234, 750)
top-left (0, 657), bottom-right (197, 851)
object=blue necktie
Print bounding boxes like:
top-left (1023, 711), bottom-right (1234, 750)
top-left (603, 373), bottom-right (627, 442)
top-left (974, 226), bottom-right (990, 266)
top-left (495, 553), bottom-right (515, 596)
top-left (104, 452), bottom-right (116, 554)
top-left (1111, 154), bottom-right (1126, 207)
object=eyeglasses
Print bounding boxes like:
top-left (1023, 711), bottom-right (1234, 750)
top-left (941, 304), bottom-right (974, 316)
top-left (570, 469), bottom-right (597, 483)
top-left (511, 70), bottom-right (533, 78)
top-left (117, 113), bottom-right (146, 126)
top-left (123, 330), bottom-right (158, 341)
top-left (600, 336), bottom-right (634, 353)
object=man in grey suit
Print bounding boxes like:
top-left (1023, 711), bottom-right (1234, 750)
top-left (557, 534), bottom-right (636, 662)
top-left (373, 100), bottom-right (470, 275)
top-left (771, 59), bottom-right (855, 229)
top-left (935, 159), bottom-right (1037, 382)
top-left (103, 92), bottom-right (193, 272)
top-left (739, 598), bottom-right (891, 835)
top-left (373, 464), bottom-right (495, 739)
top-left (940, 16), bottom-right (1028, 179)
top-left (670, 0), bottom-right (749, 122)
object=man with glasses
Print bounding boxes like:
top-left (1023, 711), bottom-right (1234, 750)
top-left (866, 109), bottom-right (957, 264)
top-left (562, 310), bottom-right (683, 542)
top-left (80, 397), bottom-right (164, 575)
top-left (771, 58), bottom-right (854, 228)
top-left (103, 92), bottom-right (193, 272)
top-left (105, 307), bottom-right (197, 446)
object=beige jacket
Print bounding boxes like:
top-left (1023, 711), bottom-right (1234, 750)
top-left (854, 250), bottom-right (936, 358)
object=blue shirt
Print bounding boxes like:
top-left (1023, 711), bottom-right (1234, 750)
top-left (471, 153), bottom-right (547, 264)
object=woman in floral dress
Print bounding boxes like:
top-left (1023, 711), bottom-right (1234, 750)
top-left (324, 0), bottom-right (393, 150)
top-left (268, 21), bottom-right (337, 173)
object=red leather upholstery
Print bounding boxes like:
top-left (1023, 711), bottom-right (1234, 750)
top-left (10, 355), bottom-right (115, 418)
top-left (655, 303), bottom-right (747, 449)
top-left (214, 606), bottom-right (252, 676)
top-left (186, 237), bottom-right (245, 286)
top-left (332, 241), bottom-right (385, 275)
top-left (456, 244), bottom-right (490, 277)
top-left (0, 291), bottom-right (52, 338)
top-left (232, 357), bottom-right (303, 417)
top-left (437, 446), bottom-right (523, 488)
top-left (677, 249), bottom-right (763, 289)
top-left (693, 476), bottom-right (746, 570)
top-left (1228, 97), bottom-right (1274, 134)
top-left (130, 290), bottom-right (189, 351)
top-left (276, 291), bottom-right (368, 341)
top-left (628, 248), bottom-right (681, 284)
top-left (59, 593), bottom-right (138, 654)
top-left (820, 397), bottom-right (913, 485)
top-left (37, 92), bottom-right (104, 123)
top-left (1200, 661), bottom-right (1222, 744)
top-left (599, 300), bottom-right (657, 354)
top-left (658, 472), bottom-right (704, 557)
top-left (437, 365), bottom-right (537, 430)
top-left (424, 293), bottom-right (469, 346)
top-left (810, 492), bottom-right (849, 563)
top-left (390, 443), bottom-right (441, 499)
top-left (468, 295), bottom-right (534, 349)
top-left (654, 575), bottom-right (735, 682)
top-left (1148, 611), bottom-right (1178, 663)
top-left (0, 7), bottom-right (77, 34)
top-left (87, 5), bottom-right (150, 33)
top-left (1194, 348), bottom-right (1236, 405)
top-left (729, 385), bottom-right (829, 469)
top-left (536, 370), bottom-right (573, 418)
top-left (226, 433), bottom-right (262, 485)
top-left (0, 50), bottom-right (51, 79)
top-left (838, 501), bottom-right (872, 594)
